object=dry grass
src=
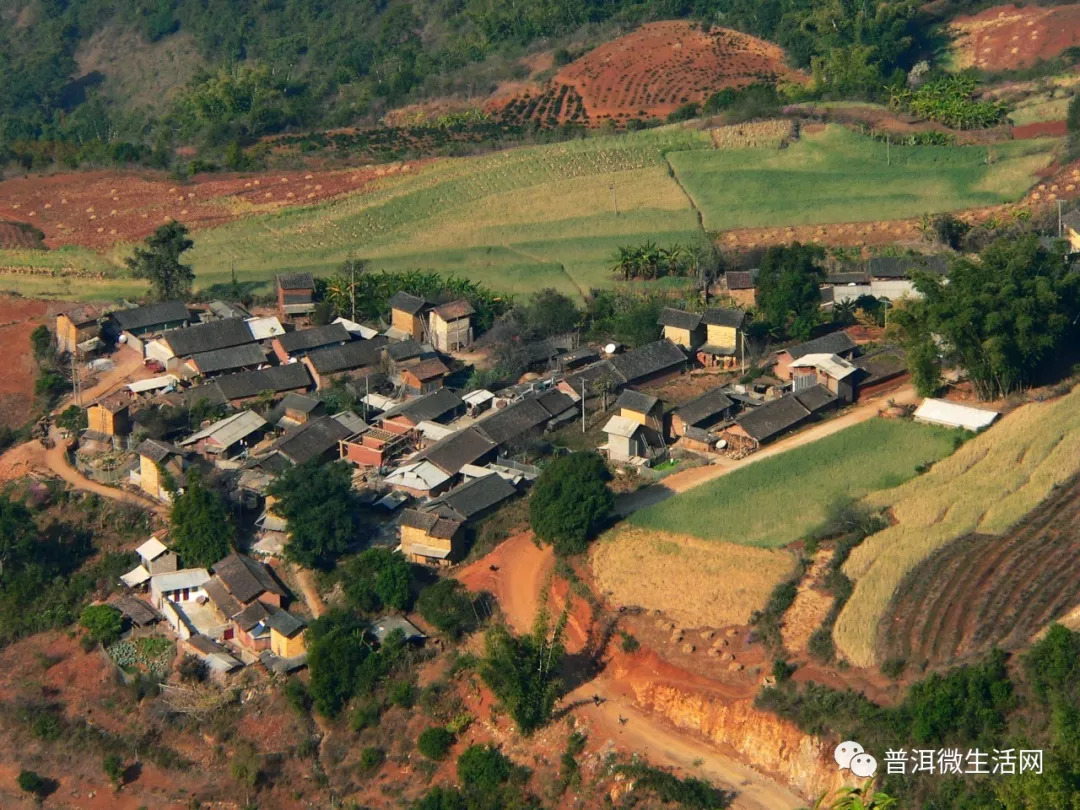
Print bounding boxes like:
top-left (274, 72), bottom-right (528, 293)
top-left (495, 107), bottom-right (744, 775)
top-left (835, 384), bottom-right (1080, 668)
top-left (710, 120), bottom-right (794, 149)
top-left (590, 526), bottom-right (797, 628)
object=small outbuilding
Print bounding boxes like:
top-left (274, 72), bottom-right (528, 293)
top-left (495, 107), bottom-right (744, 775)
top-left (913, 399), bottom-right (999, 431)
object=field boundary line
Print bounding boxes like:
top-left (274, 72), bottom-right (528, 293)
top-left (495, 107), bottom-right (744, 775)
top-left (663, 153), bottom-right (705, 232)
top-left (505, 245), bottom-right (588, 300)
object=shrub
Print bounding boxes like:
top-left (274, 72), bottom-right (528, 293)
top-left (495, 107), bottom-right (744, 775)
top-left (529, 451), bottom-right (613, 556)
top-left (350, 700), bottom-right (381, 731)
top-left (178, 654), bottom-right (208, 683)
top-left (417, 727), bottom-right (455, 760)
top-left (17, 769), bottom-right (47, 797)
top-left (103, 753), bottom-right (124, 787)
top-left (359, 746), bottom-right (385, 773)
top-left (388, 680), bottom-right (415, 709)
top-left (882, 657), bottom-right (906, 680)
top-left (456, 744), bottom-right (512, 793)
top-left (619, 631), bottom-right (639, 653)
top-left (284, 677), bottom-right (312, 715)
top-left (416, 579), bottom-right (477, 639)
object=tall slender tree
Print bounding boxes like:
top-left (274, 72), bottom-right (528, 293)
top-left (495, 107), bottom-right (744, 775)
top-left (126, 221), bottom-right (195, 301)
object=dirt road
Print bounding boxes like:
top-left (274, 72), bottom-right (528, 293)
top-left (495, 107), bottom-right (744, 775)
top-left (615, 385), bottom-right (917, 515)
top-left (456, 531), bottom-right (553, 635)
top-left (291, 565), bottom-right (326, 619)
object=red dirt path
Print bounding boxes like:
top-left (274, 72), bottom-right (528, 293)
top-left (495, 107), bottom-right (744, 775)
top-left (0, 165), bottom-right (394, 250)
top-left (951, 3), bottom-right (1080, 70)
top-left (0, 295), bottom-right (58, 427)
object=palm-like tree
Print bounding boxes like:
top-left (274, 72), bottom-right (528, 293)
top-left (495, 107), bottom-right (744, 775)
top-left (611, 246), bottom-right (638, 281)
top-left (661, 243), bottom-right (687, 277)
top-left (803, 781), bottom-right (897, 810)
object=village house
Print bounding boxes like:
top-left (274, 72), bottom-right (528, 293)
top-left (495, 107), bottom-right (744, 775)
top-left (558, 346), bottom-right (600, 372)
top-left (264, 414), bottom-right (355, 466)
top-left (697, 308), bottom-right (746, 369)
top-left (657, 308), bottom-right (705, 350)
top-left (211, 363), bottom-right (313, 406)
top-left (385, 459), bottom-right (454, 498)
top-left (212, 553), bottom-right (287, 609)
top-left (180, 410), bottom-right (268, 459)
top-left (370, 616), bottom-right (426, 645)
top-left (607, 339), bottom-right (687, 388)
top-left (182, 343), bottom-right (267, 379)
top-left (150, 568), bottom-right (210, 610)
top-left (914, 398), bottom-right (1000, 431)
top-left (720, 385), bottom-right (837, 452)
top-left (109, 301), bottom-right (190, 351)
top-left (400, 358), bottom-right (450, 395)
top-left (332, 316), bottom-right (380, 339)
top-left (134, 438), bottom-right (188, 501)
top-left (120, 534), bottom-right (179, 589)
top-left (475, 397), bottom-right (553, 448)
top-left (302, 339), bottom-right (383, 389)
top-left (380, 389), bottom-right (465, 434)
top-left (86, 393), bottom-right (132, 438)
top-left (614, 389), bottom-right (664, 432)
top-left (774, 332), bottom-right (859, 381)
top-left (111, 596), bottom-right (161, 628)
top-left (182, 635), bottom-right (243, 675)
top-left (340, 425), bottom-right (411, 467)
top-left (387, 291), bottom-right (431, 341)
top-left (274, 393), bottom-right (325, 428)
top-left (429, 299), bottom-right (474, 352)
top-left (670, 387), bottom-right (735, 439)
top-left (56, 305), bottom-right (102, 355)
top-left (245, 315), bottom-right (287, 344)
top-left (723, 271), bottom-right (757, 307)
top-left (147, 317), bottom-right (255, 368)
top-left (385, 338), bottom-right (430, 373)
top-left (601, 414), bottom-right (665, 464)
top-left (267, 609), bottom-right (307, 659)
top-left (276, 272), bottom-right (317, 320)
top-left (271, 322), bottom-right (351, 362)
top-left (205, 301), bottom-right (251, 320)
top-left (789, 353), bottom-right (860, 403)
top-left (419, 426), bottom-right (498, 477)
top-left (399, 509), bottom-right (462, 566)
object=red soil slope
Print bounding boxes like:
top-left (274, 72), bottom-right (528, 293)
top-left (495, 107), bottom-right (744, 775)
top-left (951, 3), bottom-right (1080, 70)
top-left (0, 166), bottom-right (391, 250)
top-left (492, 21), bottom-right (808, 126)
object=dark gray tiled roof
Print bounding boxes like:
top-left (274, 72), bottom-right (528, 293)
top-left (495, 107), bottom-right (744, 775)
top-left (657, 308), bottom-right (702, 330)
top-left (428, 473), bottom-right (516, 520)
top-left (112, 301), bottom-right (189, 332)
top-left (212, 553), bottom-right (286, 604)
top-left (866, 255), bottom-right (949, 279)
top-left (561, 360), bottom-right (627, 391)
top-left (783, 332), bottom-right (858, 361)
top-left (389, 291), bottom-right (429, 315)
top-left (136, 438), bottom-right (184, 462)
top-left (535, 389), bottom-right (575, 418)
top-left (232, 600), bottom-right (270, 631)
top-left (189, 342), bottom-right (266, 375)
top-left (614, 389), bottom-right (659, 414)
top-left (276, 323), bottom-right (350, 354)
top-left (400, 508), bottom-right (462, 539)
top-left (386, 388), bottom-right (464, 423)
top-left (265, 608), bottom-right (306, 637)
top-left (476, 398), bottom-right (551, 445)
top-left (734, 395), bottom-right (810, 442)
top-left (276, 272), bottom-right (314, 290)
top-left (674, 388), bottom-right (734, 427)
top-left (281, 393), bottom-right (322, 414)
top-left (725, 271), bottom-right (755, 290)
top-left (421, 426), bottom-right (497, 474)
top-left (793, 384), bottom-right (838, 414)
top-left (387, 339), bottom-right (425, 361)
top-left (608, 340), bottom-right (686, 384)
top-left (270, 414), bottom-right (354, 465)
top-left (433, 299), bottom-right (474, 320)
top-left (306, 340), bottom-right (381, 374)
top-left (162, 318), bottom-right (254, 357)
top-left (702, 307), bottom-right (746, 328)
top-left (213, 363), bottom-right (312, 400)
top-left (203, 577), bottom-right (243, 619)
top-left (825, 272), bottom-right (870, 285)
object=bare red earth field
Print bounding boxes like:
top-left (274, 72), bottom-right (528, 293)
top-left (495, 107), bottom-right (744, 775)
top-left (0, 295), bottom-right (59, 428)
top-left (951, 3), bottom-right (1080, 70)
top-left (0, 166), bottom-right (388, 250)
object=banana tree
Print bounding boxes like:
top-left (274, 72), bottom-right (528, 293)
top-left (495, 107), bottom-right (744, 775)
top-left (804, 781), bottom-right (897, 810)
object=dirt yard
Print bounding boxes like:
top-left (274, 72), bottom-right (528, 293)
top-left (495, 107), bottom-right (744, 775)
top-left (950, 3), bottom-right (1080, 70)
top-left (0, 165), bottom-right (406, 250)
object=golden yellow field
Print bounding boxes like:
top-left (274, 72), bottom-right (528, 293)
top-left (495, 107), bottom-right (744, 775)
top-left (709, 119), bottom-right (794, 149)
top-left (834, 385), bottom-right (1080, 668)
top-left (590, 527), bottom-right (797, 628)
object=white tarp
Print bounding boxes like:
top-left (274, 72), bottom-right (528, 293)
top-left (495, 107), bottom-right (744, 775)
top-left (128, 374), bottom-right (180, 394)
top-left (913, 398), bottom-right (999, 431)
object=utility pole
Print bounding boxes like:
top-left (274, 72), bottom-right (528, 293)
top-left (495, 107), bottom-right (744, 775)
top-left (1058, 200), bottom-right (1064, 238)
top-left (609, 182), bottom-right (619, 216)
top-left (70, 350), bottom-right (80, 407)
top-left (581, 379), bottom-right (586, 434)
top-left (349, 257), bottom-right (357, 323)
top-left (740, 329), bottom-right (745, 374)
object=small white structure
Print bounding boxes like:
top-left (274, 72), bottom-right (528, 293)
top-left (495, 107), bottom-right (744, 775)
top-left (245, 315), bottom-right (286, 341)
top-left (332, 316), bottom-right (379, 339)
top-left (913, 398), bottom-right (999, 431)
top-left (384, 460), bottom-right (451, 495)
top-left (127, 374), bottom-right (180, 395)
top-left (150, 568), bottom-right (211, 609)
top-left (121, 535), bottom-right (179, 589)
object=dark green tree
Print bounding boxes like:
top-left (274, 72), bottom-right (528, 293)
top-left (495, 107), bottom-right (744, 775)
top-left (79, 604), bottom-right (124, 646)
top-left (169, 473), bottom-right (232, 568)
top-left (17, 769), bottom-right (48, 799)
top-left (479, 605), bottom-right (567, 735)
top-left (341, 547), bottom-right (413, 612)
top-left (102, 753), bottom-right (124, 788)
top-left (529, 451), bottom-right (613, 556)
top-left (307, 620), bottom-right (370, 717)
top-left (417, 579), bottom-right (477, 639)
top-left (0, 496), bottom-right (37, 583)
top-left (55, 405), bottom-right (87, 433)
top-left (268, 460), bottom-right (364, 569)
top-left (125, 221), bottom-right (195, 301)
top-left (29, 325), bottom-right (53, 365)
top-left (755, 242), bottom-right (826, 339)
top-left (907, 237), bottom-right (1080, 400)
top-left (417, 726), bottom-right (455, 760)
top-left (517, 288), bottom-right (581, 338)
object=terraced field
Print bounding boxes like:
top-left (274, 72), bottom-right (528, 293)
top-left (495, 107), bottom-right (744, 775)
top-left (880, 474), bottom-right (1080, 670)
top-left (836, 385), bottom-right (1080, 668)
top-left (669, 125), bottom-right (1057, 231)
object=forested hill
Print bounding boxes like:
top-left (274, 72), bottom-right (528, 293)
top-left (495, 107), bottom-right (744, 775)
top-left (0, 0), bottom-right (972, 162)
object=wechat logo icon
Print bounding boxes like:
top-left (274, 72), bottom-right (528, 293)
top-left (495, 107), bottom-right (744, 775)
top-left (835, 741), bottom-right (878, 779)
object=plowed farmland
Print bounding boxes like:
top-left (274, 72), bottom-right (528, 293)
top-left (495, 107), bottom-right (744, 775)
top-left (950, 3), bottom-right (1080, 70)
top-left (880, 474), bottom-right (1080, 670)
top-left (0, 166), bottom-right (390, 250)
top-left (494, 21), bottom-right (808, 126)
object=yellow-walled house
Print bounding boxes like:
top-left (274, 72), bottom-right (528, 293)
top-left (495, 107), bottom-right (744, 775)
top-left (86, 394), bottom-right (132, 437)
top-left (428, 299), bottom-right (474, 352)
top-left (56, 306), bottom-right (102, 355)
top-left (614, 389), bottom-right (663, 432)
top-left (399, 508), bottom-right (462, 566)
top-left (135, 439), bottom-right (187, 502)
top-left (388, 291), bottom-right (430, 341)
top-left (268, 610), bottom-right (307, 658)
top-left (698, 307), bottom-right (746, 369)
top-left (656, 308), bottom-right (704, 351)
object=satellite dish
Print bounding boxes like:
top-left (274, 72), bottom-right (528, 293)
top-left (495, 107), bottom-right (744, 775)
top-left (604, 343), bottom-right (617, 355)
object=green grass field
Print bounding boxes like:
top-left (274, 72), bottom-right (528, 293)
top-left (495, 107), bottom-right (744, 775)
top-left (629, 418), bottom-right (957, 548)
top-left (181, 126), bottom-right (713, 300)
top-left (669, 125), bottom-right (1056, 231)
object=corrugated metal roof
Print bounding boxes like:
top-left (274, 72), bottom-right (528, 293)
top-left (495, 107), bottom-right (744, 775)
top-left (245, 316), bottom-right (286, 340)
top-left (181, 410), bottom-right (267, 449)
top-left (790, 352), bottom-right (860, 380)
top-left (136, 537), bottom-right (169, 561)
top-left (385, 460), bottom-right (451, 491)
top-left (127, 374), bottom-right (180, 394)
top-left (603, 415), bottom-right (643, 439)
top-left (151, 568), bottom-right (210, 592)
